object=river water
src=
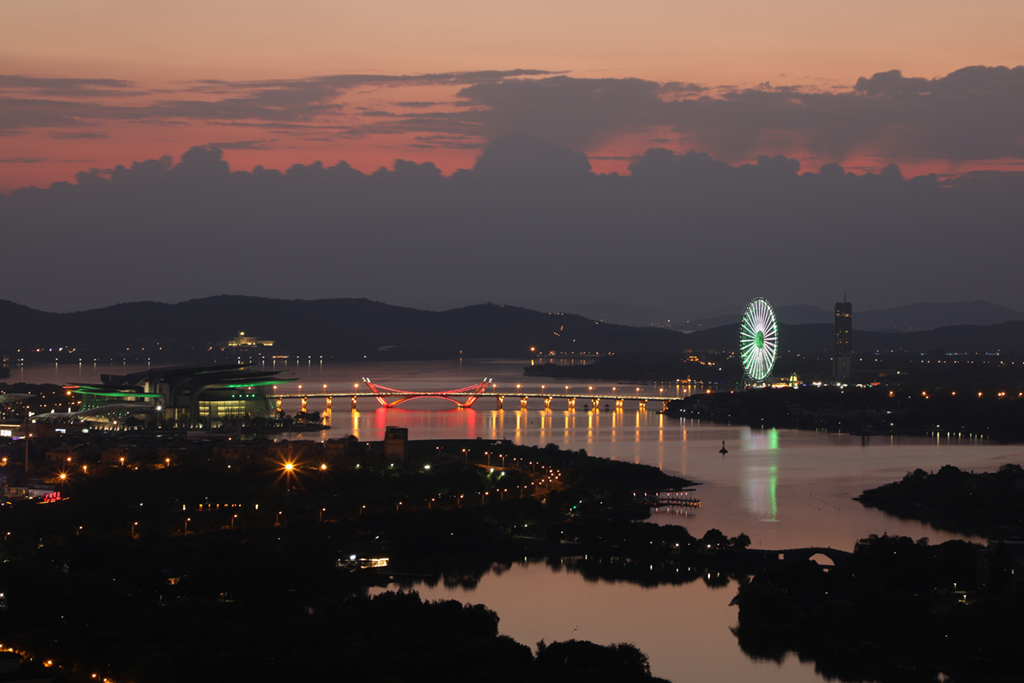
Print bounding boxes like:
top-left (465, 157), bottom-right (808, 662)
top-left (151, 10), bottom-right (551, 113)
top-left (15, 358), bottom-right (1024, 682)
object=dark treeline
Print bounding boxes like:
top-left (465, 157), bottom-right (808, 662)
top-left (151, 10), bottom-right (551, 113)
top-left (665, 385), bottom-right (1024, 442)
top-left (732, 533), bottom-right (1024, 682)
top-left (856, 464), bottom-right (1024, 538)
top-left (527, 348), bottom-right (1024, 386)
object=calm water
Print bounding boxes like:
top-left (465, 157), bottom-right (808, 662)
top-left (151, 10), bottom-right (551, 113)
top-left (17, 358), bottom-right (1024, 682)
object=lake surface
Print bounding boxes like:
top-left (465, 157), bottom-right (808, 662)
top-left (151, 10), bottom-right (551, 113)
top-left (16, 358), bottom-right (1024, 682)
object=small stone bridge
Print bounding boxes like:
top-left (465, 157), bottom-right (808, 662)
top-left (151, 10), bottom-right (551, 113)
top-left (744, 547), bottom-right (854, 570)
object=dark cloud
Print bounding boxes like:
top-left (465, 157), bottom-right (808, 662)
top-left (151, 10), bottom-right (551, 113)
top-left (394, 101), bottom-right (446, 108)
top-left (454, 76), bottom-right (666, 150)
top-left (410, 134), bottom-right (480, 149)
top-left (204, 140), bottom-right (273, 150)
top-left (2, 136), bottom-right (1022, 318)
top-left (0, 75), bottom-right (140, 97)
top-left (49, 131), bottom-right (110, 140)
top-left (3, 66), bottom-right (1023, 170)
top-left (0, 97), bottom-right (149, 131)
top-left (0, 69), bottom-right (557, 133)
top-left (448, 66), bottom-right (1024, 164)
top-left (659, 82), bottom-right (709, 98)
top-left (0, 156), bottom-right (92, 163)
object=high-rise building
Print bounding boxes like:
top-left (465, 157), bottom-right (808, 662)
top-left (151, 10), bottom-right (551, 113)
top-left (834, 298), bottom-right (852, 382)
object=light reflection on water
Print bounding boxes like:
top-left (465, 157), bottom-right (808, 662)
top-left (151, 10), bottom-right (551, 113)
top-left (20, 359), bottom-right (1024, 683)
top-left (20, 358), bottom-right (1022, 549)
top-left (375, 563), bottom-right (822, 683)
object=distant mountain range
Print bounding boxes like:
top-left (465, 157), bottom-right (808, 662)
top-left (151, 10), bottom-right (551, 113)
top-left (683, 300), bottom-right (1024, 332)
top-left (0, 296), bottom-right (682, 359)
top-left (468, 299), bottom-right (1024, 333)
top-left (1, 296), bottom-right (1023, 359)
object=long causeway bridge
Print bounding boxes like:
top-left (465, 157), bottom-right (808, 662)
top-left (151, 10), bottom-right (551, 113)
top-left (273, 377), bottom-right (675, 411)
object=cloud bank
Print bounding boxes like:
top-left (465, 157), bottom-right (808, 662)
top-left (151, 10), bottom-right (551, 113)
top-left (1, 135), bottom-right (1022, 318)
top-left (2, 66), bottom-right (1023, 180)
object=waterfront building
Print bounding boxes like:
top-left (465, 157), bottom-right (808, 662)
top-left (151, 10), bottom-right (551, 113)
top-left (225, 331), bottom-right (275, 348)
top-left (68, 363), bottom-right (295, 428)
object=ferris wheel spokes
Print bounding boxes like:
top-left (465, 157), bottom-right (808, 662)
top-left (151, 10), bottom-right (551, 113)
top-left (739, 297), bottom-right (778, 383)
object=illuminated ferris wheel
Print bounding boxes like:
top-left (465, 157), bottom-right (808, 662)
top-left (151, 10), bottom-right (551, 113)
top-left (739, 298), bottom-right (778, 383)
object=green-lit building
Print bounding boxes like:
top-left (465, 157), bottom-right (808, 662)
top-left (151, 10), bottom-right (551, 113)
top-left (71, 364), bottom-right (295, 428)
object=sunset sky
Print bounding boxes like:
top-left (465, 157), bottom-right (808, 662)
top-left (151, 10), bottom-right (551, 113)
top-left (5, 0), bottom-right (1024, 189)
top-left (2, 1), bottom-right (1023, 318)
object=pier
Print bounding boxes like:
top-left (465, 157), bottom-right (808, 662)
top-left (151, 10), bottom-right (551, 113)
top-left (634, 490), bottom-right (701, 508)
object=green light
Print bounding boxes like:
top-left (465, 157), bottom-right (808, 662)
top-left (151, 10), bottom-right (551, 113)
top-left (72, 388), bottom-right (163, 398)
top-left (739, 298), bottom-right (778, 382)
top-left (219, 379), bottom-right (291, 389)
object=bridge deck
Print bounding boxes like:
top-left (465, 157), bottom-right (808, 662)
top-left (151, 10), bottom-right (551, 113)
top-left (273, 391), bottom-right (669, 401)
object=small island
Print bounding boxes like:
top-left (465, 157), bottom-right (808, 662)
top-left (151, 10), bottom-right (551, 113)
top-left (730, 464), bottom-right (1024, 682)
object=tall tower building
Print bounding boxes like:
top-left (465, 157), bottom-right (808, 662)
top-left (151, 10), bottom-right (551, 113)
top-left (834, 298), bottom-right (852, 382)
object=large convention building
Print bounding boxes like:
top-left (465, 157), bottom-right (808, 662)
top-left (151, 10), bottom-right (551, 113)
top-left (65, 363), bottom-right (295, 428)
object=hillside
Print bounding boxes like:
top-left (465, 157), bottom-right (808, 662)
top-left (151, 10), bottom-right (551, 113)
top-left (2, 297), bottom-right (1024, 361)
top-left (0, 297), bottom-right (685, 359)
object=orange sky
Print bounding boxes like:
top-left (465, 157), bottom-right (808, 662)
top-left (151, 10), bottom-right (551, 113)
top-left (4, 0), bottom-right (1024, 190)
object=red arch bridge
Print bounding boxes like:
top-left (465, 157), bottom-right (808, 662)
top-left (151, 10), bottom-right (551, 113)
top-left (272, 379), bottom-right (673, 411)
